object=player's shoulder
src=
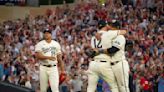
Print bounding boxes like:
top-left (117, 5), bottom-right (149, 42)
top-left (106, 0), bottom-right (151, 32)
top-left (115, 35), bottom-right (125, 41)
top-left (98, 30), bottom-right (107, 34)
top-left (36, 40), bottom-right (45, 45)
top-left (51, 40), bottom-right (59, 44)
top-left (117, 35), bottom-right (125, 38)
top-left (51, 40), bottom-right (61, 46)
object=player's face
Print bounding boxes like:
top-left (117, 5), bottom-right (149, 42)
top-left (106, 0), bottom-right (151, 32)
top-left (44, 32), bottom-right (52, 40)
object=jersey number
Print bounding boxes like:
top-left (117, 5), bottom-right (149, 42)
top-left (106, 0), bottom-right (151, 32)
top-left (51, 50), bottom-right (55, 56)
top-left (94, 39), bottom-right (102, 48)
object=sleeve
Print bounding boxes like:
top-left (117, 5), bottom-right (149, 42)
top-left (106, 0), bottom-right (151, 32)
top-left (106, 46), bottom-right (120, 55)
top-left (56, 42), bottom-right (62, 55)
top-left (105, 30), bottom-right (118, 39)
top-left (35, 42), bottom-right (42, 52)
top-left (112, 35), bottom-right (125, 49)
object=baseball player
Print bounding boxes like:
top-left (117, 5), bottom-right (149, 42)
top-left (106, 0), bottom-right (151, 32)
top-left (87, 20), bottom-right (127, 92)
top-left (35, 29), bottom-right (65, 92)
top-left (93, 33), bottom-right (130, 92)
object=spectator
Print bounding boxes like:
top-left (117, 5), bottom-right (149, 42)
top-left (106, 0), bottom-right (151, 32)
top-left (25, 75), bottom-right (32, 89)
top-left (70, 74), bottom-right (83, 92)
top-left (157, 73), bottom-right (164, 92)
top-left (0, 59), bottom-right (4, 80)
top-left (0, 0), bottom-right (163, 91)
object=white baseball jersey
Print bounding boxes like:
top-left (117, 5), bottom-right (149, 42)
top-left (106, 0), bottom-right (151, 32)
top-left (88, 30), bottom-right (120, 92)
top-left (35, 40), bottom-right (61, 65)
top-left (111, 35), bottom-right (126, 62)
top-left (111, 35), bottom-right (130, 92)
top-left (91, 30), bottom-right (119, 60)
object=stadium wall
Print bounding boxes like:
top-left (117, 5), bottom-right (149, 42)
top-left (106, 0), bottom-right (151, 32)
top-left (0, 4), bottom-right (74, 23)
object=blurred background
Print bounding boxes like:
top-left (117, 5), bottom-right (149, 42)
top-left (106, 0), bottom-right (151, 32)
top-left (0, 0), bottom-right (163, 92)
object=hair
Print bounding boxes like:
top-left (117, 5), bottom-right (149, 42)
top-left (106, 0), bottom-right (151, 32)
top-left (98, 20), bottom-right (108, 29)
top-left (98, 25), bottom-right (106, 29)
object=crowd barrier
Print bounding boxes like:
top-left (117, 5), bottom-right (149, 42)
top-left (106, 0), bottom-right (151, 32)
top-left (0, 81), bottom-right (35, 92)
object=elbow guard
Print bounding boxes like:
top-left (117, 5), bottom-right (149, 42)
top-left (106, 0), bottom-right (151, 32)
top-left (107, 46), bottom-right (120, 56)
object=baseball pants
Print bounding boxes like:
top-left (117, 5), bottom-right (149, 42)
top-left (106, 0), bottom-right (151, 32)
top-left (111, 60), bottom-right (130, 92)
top-left (39, 65), bottom-right (59, 92)
top-left (87, 60), bottom-right (119, 92)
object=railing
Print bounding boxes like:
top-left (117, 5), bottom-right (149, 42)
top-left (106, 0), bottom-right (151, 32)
top-left (0, 81), bottom-right (35, 92)
top-left (0, 0), bottom-right (74, 6)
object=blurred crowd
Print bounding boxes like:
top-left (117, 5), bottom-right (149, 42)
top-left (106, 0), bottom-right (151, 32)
top-left (0, 0), bottom-right (163, 92)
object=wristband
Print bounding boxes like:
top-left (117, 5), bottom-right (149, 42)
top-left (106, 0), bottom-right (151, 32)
top-left (99, 49), bottom-right (104, 53)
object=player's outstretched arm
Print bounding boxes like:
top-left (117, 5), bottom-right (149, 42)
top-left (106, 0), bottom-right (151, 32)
top-left (94, 46), bottom-right (120, 56)
top-left (109, 30), bottom-right (127, 35)
top-left (107, 24), bottom-right (127, 35)
top-left (118, 30), bottom-right (127, 35)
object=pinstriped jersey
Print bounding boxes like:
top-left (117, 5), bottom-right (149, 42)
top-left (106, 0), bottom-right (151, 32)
top-left (111, 35), bottom-right (126, 62)
top-left (91, 30), bottom-right (119, 60)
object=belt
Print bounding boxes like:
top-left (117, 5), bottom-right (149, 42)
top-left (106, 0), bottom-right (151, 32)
top-left (111, 61), bottom-right (120, 66)
top-left (42, 64), bottom-right (56, 67)
top-left (95, 60), bottom-right (107, 62)
top-left (100, 60), bottom-right (107, 62)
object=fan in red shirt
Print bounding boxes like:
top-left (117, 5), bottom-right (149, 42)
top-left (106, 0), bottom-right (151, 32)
top-left (140, 76), bottom-right (151, 91)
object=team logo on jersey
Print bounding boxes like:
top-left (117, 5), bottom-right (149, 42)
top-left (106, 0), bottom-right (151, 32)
top-left (115, 41), bottom-right (120, 45)
top-left (42, 47), bottom-right (56, 54)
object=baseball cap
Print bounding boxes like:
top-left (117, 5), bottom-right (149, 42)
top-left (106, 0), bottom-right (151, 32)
top-left (43, 29), bottom-right (51, 34)
top-left (98, 20), bottom-right (108, 29)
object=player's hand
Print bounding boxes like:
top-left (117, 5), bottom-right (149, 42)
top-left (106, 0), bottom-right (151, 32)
top-left (85, 48), bottom-right (99, 58)
top-left (48, 56), bottom-right (56, 61)
top-left (60, 70), bottom-right (66, 74)
top-left (119, 30), bottom-right (127, 35)
top-left (84, 48), bottom-right (94, 58)
top-left (92, 48), bottom-right (99, 54)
